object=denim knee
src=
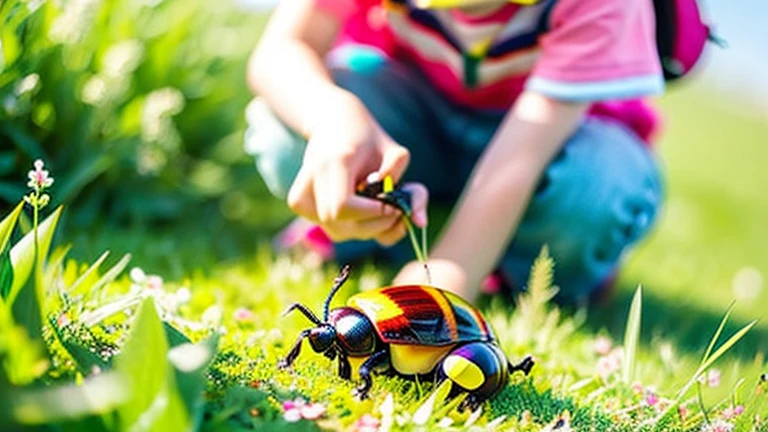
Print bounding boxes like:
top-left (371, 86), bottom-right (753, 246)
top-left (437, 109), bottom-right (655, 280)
top-left (500, 117), bottom-right (664, 301)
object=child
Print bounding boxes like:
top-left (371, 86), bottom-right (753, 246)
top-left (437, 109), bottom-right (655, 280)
top-left (244, 0), bottom-right (664, 304)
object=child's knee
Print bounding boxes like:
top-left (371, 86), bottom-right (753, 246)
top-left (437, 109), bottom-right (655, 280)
top-left (507, 118), bottom-right (664, 299)
top-left (244, 98), bottom-right (306, 199)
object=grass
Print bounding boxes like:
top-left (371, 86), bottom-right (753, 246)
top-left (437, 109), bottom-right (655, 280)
top-left (9, 82), bottom-right (758, 431)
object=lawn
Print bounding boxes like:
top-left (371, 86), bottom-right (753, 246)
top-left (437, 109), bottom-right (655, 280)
top-left (1, 0), bottom-right (767, 430)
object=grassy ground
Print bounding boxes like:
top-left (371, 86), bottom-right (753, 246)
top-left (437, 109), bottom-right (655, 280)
top-left (39, 82), bottom-right (767, 431)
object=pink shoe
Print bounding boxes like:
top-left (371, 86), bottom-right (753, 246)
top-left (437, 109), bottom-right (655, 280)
top-left (480, 272), bottom-right (505, 295)
top-left (273, 219), bottom-right (335, 262)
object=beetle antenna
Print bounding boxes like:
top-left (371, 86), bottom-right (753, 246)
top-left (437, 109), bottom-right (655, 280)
top-left (324, 264), bottom-right (351, 322)
top-left (283, 303), bottom-right (322, 325)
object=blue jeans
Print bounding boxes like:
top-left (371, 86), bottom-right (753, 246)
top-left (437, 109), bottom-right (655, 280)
top-left (245, 44), bottom-right (664, 302)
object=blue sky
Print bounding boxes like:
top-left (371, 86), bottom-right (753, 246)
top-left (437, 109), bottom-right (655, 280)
top-left (696, 0), bottom-right (768, 106)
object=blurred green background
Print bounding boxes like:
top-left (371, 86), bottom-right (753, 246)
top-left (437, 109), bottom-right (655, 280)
top-left (1, 0), bottom-right (766, 372)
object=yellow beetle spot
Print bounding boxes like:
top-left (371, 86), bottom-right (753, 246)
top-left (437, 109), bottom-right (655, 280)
top-left (442, 355), bottom-right (485, 390)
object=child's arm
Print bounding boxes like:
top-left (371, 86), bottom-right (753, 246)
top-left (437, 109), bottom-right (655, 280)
top-left (248, 0), bottom-right (427, 245)
top-left (394, 91), bottom-right (588, 300)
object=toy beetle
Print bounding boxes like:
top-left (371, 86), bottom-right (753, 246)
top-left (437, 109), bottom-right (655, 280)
top-left (279, 265), bottom-right (534, 410)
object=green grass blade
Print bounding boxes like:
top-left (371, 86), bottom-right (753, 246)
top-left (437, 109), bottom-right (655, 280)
top-left (658, 319), bottom-right (758, 423)
top-left (693, 320), bottom-right (758, 383)
top-left (87, 253), bottom-right (131, 300)
top-left (701, 300), bottom-right (735, 367)
top-left (622, 285), bottom-right (642, 384)
top-left (68, 251), bottom-right (110, 297)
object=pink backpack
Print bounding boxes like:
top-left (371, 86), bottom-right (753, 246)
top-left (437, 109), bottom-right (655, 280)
top-left (653, 0), bottom-right (724, 81)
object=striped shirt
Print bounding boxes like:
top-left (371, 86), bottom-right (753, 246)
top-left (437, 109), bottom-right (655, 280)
top-left (318, 0), bottom-right (665, 142)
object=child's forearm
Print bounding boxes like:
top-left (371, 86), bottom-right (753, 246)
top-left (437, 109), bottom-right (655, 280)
top-left (430, 92), bottom-right (588, 299)
top-left (247, 0), bottom-right (346, 137)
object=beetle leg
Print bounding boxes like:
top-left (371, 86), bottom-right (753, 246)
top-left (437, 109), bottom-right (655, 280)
top-left (278, 329), bottom-right (312, 369)
top-left (458, 394), bottom-right (482, 413)
top-left (353, 350), bottom-right (389, 400)
top-left (337, 351), bottom-right (351, 380)
top-left (509, 355), bottom-right (534, 376)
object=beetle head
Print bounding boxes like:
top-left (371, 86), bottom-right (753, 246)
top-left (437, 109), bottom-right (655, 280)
top-left (282, 265), bottom-right (354, 356)
top-left (308, 324), bottom-right (336, 353)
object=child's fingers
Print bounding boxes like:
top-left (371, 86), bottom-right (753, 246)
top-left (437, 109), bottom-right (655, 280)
top-left (401, 182), bottom-right (429, 227)
top-left (313, 160), bottom-right (353, 223)
top-left (287, 165), bottom-right (318, 222)
top-left (374, 218), bottom-right (407, 247)
top-left (377, 142), bottom-right (410, 183)
top-left (356, 214), bottom-right (402, 240)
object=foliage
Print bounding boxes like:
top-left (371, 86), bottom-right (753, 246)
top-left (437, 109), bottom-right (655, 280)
top-left (0, 0), bottom-right (268, 224)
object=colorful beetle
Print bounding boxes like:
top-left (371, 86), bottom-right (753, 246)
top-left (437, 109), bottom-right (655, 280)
top-left (279, 265), bottom-right (534, 410)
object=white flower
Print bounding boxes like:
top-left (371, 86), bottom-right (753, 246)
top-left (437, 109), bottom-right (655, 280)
top-left (175, 287), bottom-right (191, 305)
top-left (201, 305), bottom-right (223, 327)
top-left (701, 420), bottom-right (734, 432)
top-left (15, 73), bottom-right (41, 96)
top-left (81, 76), bottom-right (108, 105)
top-left (103, 40), bottom-right (144, 77)
top-left (130, 267), bottom-right (147, 284)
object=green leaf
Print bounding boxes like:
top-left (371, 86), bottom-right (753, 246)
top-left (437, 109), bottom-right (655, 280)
top-left (621, 285), bottom-right (642, 384)
top-left (113, 298), bottom-right (191, 431)
top-left (0, 202), bottom-right (23, 254)
top-left (0, 247), bottom-right (13, 301)
top-left (7, 206), bottom-right (63, 306)
top-left (0, 372), bottom-right (129, 425)
top-left (49, 321), bottom-right (109, 375)
top-left (10, 267), bottom-right (43, 345)
top-left (164, 321), bottom-right (191, 348)
top-left (168, 335), bottom-right (218, 429)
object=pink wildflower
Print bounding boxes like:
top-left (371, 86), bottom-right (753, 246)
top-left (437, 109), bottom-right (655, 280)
top-left (146, 275), bottom-right (163, 290)
top-left (234, 307), bottom-right (255, 323)
top-left (631, 381), bottom-right (644, 394)
top-left (698, 369), bottom-right (721, 387)
top-left (721, 405), bottom-right (744, 420)
top-left (707, 369), bottom-right (721, 387)
top-left (300, 403), bottom-right (326, 420)
top-left (702, 420), bottom-right (734, 432)
top-left (57, 313), bottom-right (71, 328)
top-left (353, 414), bottom-right (380, 432)
top-left (596, 348), bottom-right (623, 379)
top-left (594, 335), bottom-right (613, 356)
top-left (678, 405), bottom-right (689, 419)
top-left (645, 390), bottom-right (659, 407)
top-left (283, 399), bottom-right (303, 422)
top-left (27, 159), bottom-right (54, 191)
top-left (282, 398), bottom-right (326, 422)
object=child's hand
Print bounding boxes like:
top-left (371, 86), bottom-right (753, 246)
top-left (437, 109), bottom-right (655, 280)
top-left (286, 89), bottom-right (420, 245)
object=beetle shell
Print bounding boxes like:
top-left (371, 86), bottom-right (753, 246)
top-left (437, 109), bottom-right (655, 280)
top-left (347, 285), bottom-right (496, 346)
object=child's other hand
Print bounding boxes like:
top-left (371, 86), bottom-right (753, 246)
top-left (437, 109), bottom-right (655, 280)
top-left (286, 89), bottom-right (415, 245)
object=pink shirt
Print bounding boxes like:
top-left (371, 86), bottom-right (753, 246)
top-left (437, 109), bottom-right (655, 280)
top-left (317, 0), bottom-right (665, 143)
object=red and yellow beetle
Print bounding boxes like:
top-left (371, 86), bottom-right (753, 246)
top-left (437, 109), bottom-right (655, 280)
top-left (279, 265), bottom-right (534, 410)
